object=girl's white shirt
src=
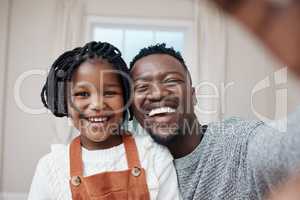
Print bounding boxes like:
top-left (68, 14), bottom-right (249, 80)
top-left (28, 135), bottom-right (182, 200)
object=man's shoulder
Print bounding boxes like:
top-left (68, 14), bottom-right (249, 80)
top-left (206, 117), bottom-right (264, 141)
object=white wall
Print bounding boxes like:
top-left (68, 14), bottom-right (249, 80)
top-left (0, 0), bottom-right (299, 196)
top-left (225, 19), bottom-right (277, 120)
top-left (1, 0), bottom-right (58, 194)
top-left (0, 0), bottom-right (10, 192)
top-left (224, 17), bottom-right (300, 120)
top-left (86, 0), bottom-right (194, 20)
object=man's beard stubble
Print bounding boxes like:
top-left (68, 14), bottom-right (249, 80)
top-left (146, 125), bottom-right (180, 146)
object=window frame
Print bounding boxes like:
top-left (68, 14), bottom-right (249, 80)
top-left (84, 16), bottom-right (196, 69)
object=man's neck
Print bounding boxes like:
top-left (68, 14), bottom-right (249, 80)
top-left (167, 116), bottom-right (204, 159)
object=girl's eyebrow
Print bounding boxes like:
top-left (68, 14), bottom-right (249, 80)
top-left (73, 82), bottom-right (122, 89)
top-left (72, 83), bottom-right (89, 89)
top-left (103, 83), bottom-right (122, 87)
top-left (72, 81), bottom-right (92, 86)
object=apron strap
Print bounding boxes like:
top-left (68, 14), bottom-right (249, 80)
top-left (69, 136), bottom-right (83, 177)
top-left (122, 134), bottom-right (142, 169)
top-left (69, 134), bottom-right (142, 177)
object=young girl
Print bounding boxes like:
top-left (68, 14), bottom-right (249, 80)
top-left (28, 41), bottom-right (181, 199)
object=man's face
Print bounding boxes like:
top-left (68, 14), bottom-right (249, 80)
top-left (131, 54), bottom-right (195, 145)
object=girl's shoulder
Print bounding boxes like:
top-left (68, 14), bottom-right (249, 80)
top-left (32, 144), bottom-right (71, 199)
top-left (132, 133), bottom-right (173, 163)
top-left (130, 133), bottom-right (177, 199)
top-left (50, 143), bottom-right (69, 156)
top-left (36, 143), bottom-right (70, 178)
top-left (35, 143), bottom-right (70, 172)
top-left (133, 134), bottom-right (161, 150)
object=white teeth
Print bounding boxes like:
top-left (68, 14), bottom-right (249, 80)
top-left (88, 117), bottom-right (108, 123)
top-left (148, 107), bottom-right (176, 117)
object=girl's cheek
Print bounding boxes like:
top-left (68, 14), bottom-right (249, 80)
top-left (70, 99), bottom-right (88, 112)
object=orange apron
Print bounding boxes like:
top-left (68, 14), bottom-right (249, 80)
top-left (69, 134), bottom-right (151, 200)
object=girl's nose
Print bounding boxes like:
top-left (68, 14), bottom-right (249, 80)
top-left (90, 94), bottom-right (104, 111)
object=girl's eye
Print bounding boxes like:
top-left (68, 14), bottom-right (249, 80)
top-left (104, 91), bottom-right (118, 97)
top-left (74, 92), bottom-right (89, 97)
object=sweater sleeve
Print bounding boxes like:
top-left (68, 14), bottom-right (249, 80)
top-left (28, 155), bottom-right (52, 200)
top-left (153, 144), bottom-right (182, 200)
top-left (247, 108), bottom-right (300, 200)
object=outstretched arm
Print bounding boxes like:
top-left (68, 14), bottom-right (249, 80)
top-left (211, 0), bottom-right (300, 77)
top-left (246, 108), bottom-right (300, 199)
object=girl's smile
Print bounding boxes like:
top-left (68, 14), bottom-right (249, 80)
top-left (68, 59), bottom-right (125, 150)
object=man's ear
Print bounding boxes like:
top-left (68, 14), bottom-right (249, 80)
top-left (192, 87), bottom-right (197, 106)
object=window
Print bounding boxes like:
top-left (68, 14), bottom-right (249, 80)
top-left (85, 16), bottom-right (195, 65)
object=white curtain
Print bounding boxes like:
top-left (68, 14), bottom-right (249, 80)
top-left (193, 0), bottom-right (228, 123)
top-left (50, 0), bottom-right (85, 144)
top-left (52, 0), bottom-right (85, 54)
top-left (48, 0), bottom-right (230, 141)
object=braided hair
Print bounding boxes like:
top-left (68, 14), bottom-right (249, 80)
top-left (41, 41), bottom-right (132, 120)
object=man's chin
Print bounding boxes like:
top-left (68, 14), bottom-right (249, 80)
top-left (148, 130), bottom-right (177, 146)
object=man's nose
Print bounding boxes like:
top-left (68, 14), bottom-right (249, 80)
top-left (147, 83), bottom-right (169, 101)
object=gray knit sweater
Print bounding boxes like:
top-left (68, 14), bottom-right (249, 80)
top-left (175, 108), bottom-right (300, 200)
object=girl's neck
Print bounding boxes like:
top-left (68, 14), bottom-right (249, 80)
top-left (80, 134), bottom-right (123, 150)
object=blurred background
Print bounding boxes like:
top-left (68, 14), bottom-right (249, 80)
top-left (0, 0), bottom-right (299, 199)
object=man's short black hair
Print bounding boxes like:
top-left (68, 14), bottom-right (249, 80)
top-left (129, 43), bottom-right (190, 77)
top-left (41, 41), bottom-right (132, 120)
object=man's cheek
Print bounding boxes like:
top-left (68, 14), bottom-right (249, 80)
top-left (133, 105), bottom-right (146, 125)
top-left (133, 99), bottom-right (148, 116)
top-left (133, 105), bottom-right (145, 117)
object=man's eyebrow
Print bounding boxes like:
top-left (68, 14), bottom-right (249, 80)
top-left (133, 71), bottom-right (186, 82)
top-left (164, 71), bottom-right (185, 77)
top-left (133, 75), bottom-right (152, 82)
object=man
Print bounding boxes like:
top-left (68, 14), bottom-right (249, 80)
top-left (130, 1), bottom-right (300, 199)
top-left (130, 46), bottom-right (205, 159)
top-left (130, 43), bottom-right (300, 200)
top-left (130, 44), bottom-right (263, 199)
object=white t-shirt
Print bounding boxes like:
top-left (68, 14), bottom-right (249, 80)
top-left (28, 135), bottom-right (181, 200)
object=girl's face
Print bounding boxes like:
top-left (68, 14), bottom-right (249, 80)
top-left (68, 59), bottom-right (124, 148)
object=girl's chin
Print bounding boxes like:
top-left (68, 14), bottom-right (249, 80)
top-left (85, 132), bottom-right (111, 143)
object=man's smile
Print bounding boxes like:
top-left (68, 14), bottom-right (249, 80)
top-left (148, 107), bottom-right (176, 117)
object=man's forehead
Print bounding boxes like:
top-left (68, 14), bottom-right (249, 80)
top-left (130, 54), bottom-right (187, 78)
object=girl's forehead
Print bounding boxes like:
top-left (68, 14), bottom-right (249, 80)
top-left (76, 59), bottom-right (114, 73)
top-left (71, 60), bottom-right (122, 86)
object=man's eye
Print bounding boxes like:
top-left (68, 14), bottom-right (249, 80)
top-left (74, 92), bottom-right (89, 97)
top-left (135, 85), bottom-right (148, 93)
top-left (166, 79), bottom-right (178, 82)
top-left (164, 79), bottom-right (182, 84)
